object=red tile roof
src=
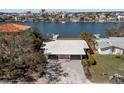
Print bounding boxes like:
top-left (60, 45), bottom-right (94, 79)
top-left (0, 24), bottom-right (31, 32)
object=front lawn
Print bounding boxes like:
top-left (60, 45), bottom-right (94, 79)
top-left (90, 55), bottom-right (124, 83)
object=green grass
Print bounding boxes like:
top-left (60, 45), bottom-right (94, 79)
top-left (90, 55), bottom-right (124, 83)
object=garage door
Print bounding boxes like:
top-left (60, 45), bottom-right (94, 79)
top-left (58, 55), bottom-right (70, 59)
top-left (70, 55), bottom-right (81, 60)
top-left (48, 55), bottom-right (58, 59)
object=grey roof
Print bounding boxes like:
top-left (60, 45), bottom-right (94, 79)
top-left (96, 37), bottom-right (124, 49)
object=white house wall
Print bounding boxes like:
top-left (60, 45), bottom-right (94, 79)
top-left (98, 47), bottom-right (124, 55)
top-left (113, 48), bottom-right (124, 55)
top-left (98, 47), bottom-right (112, 55)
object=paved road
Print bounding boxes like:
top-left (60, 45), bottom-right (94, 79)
top-left (57, 60), bottom-right (92, 84)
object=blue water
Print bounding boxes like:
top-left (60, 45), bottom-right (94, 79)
top-left (0, 22), bottom-right (123, 37)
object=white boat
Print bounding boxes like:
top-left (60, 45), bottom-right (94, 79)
top-left (61, 21), bottom-right (66, 24)
top-left (52, 34), bottom-right (59, 40)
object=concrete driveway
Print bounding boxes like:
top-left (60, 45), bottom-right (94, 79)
top-left (57, 60), bottom-right (91, 84)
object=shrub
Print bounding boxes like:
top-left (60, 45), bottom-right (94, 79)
top-left (0, 32), bottom-right (46, 82)
top-left (81, 59), bottom-right (89, 65)
top-left (81, 59), bottom-right (92, 80)
top-left (120, 55), bottom-right (124, 60)
top-left (115, 55), bottom-right (121, 59)
top-left (81, 51), bottom-right (96, 66)
top-left (30, 28), bottom-right (43, 52)
top-left (87, 52), bottom-right (95, 65)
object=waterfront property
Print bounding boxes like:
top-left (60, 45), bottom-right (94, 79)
top-left (96, 37), bottom-right (124, 55)
top-left (43, 40), bottom-right (89, 60)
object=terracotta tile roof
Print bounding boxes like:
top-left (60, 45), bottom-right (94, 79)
top-left (0, 23), bottom-right (31, 32)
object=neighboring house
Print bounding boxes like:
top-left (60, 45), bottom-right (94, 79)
top-left (117, 15), bottom-right (124, 22)
top-left (0, 23), bottom-right (31, 34)
top-left (42, 40), bottom-right (89, 60)
top-left (98, 13), bottom-right (106, 22)
top-left (96, 37), bottom-right (124, 55)
top-left (70, 17), bottom-right (80, 23)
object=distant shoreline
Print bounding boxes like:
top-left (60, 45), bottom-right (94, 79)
top-left (0, 21), bottom-right (124, 24)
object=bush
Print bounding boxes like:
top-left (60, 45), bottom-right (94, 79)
top-left (30, 28), bottom-right (43, 52)
top-left (115, 55), bottom-right (124, 60)
top-left (81, 59), bottom-right (89, 65)
top-left (87, 52), bottom-right (95, 65)
top-left (120, 55), bottom-right (124, 60)
top-left (81, 52), bottom-right (96, 66)
top-left (81, 60), bottom-right (92, 80)
top-left (0, 32), bottom-right (46, 82)
top-left (115, 55), bottom-right (121, 59)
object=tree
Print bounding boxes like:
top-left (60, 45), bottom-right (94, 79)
top-left (81, 32), bottom-right (92, 42)
top-left (30, 28), bottom-right (43, 52)
top-left (81, 32), bottom-right (95, 54)
top-left (0, 32), bottom-right (46, 83)
top-left (105, 28), bottom-right (114, 37)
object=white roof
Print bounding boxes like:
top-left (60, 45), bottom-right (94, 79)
top-left (43, 40), bottom-right (89, 55)
top-left (96, 38), bottom-right (112, 49)
top-left (96, 37), bottom-right (124, 49)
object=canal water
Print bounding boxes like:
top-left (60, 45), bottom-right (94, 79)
top-left (0, 22), bottom-right (123, 37)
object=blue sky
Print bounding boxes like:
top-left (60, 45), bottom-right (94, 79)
top-left (0, 9), bottom-right (124, 13)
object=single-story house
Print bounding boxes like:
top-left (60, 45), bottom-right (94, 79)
top-left (96, 37), bottom-right (124, 55)
top-left (42, 40), bottom-right (89, 60)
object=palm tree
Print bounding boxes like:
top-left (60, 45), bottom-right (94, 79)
top-left (81, 32), bottom-right (96, 54)
top-left (81, 32), bottom-right (92, 42)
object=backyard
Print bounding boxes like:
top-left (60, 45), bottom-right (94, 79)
top-left (90, 55), bottom-right (124, 83)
